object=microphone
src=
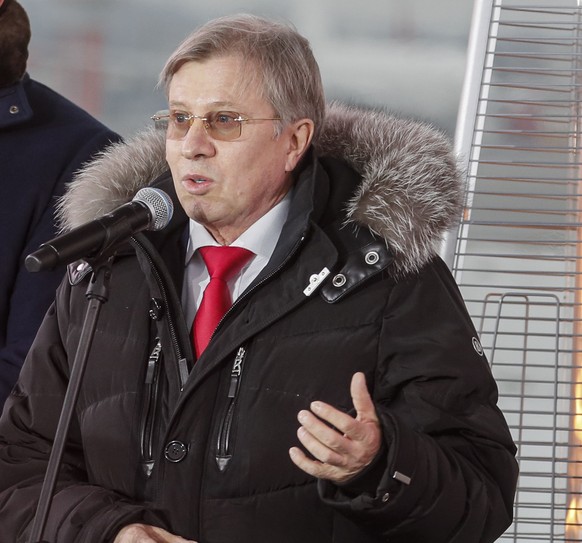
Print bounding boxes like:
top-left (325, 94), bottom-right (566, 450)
top-left (25, 187), bottom-right (174, 273)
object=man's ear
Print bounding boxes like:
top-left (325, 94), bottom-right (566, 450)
top-left (284, 118), bottom-right (315, 172)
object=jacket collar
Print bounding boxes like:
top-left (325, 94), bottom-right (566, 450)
top-left (57, 102), bottom-right (463, 276)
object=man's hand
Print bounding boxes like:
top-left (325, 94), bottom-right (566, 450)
top-left (289, 372), bottom-right (382, 484)
top-left (113, 524), bottom-right (197, 543)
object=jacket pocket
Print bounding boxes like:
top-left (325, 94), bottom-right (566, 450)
top-left (215, 346), bottom-right (246, 471)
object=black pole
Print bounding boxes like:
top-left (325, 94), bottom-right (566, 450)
top-left (28, 259), bottom-right (113, 543)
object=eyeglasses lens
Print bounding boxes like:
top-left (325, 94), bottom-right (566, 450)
top-left (167, 112), bottom-right (242, 141)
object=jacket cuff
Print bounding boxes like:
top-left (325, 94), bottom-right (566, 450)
top-left (317, 408), bottom-right (421, 516)
top-left (333, 441), bottom-right (388, 497)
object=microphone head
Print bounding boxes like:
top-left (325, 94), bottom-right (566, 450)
top-left (133, 187), bottom-right (174, 231)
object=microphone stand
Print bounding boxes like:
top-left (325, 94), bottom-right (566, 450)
top-left (28, 255), bottom-right (114, 543)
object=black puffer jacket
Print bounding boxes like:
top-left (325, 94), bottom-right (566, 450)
top-left (0, 103), bottom-right (518, 543)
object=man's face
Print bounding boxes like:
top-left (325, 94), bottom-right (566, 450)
top-left (165, 55), bottom-right (309, 245)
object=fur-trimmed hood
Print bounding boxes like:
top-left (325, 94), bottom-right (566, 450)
top-left (58, 102), bottom-right (463, 275)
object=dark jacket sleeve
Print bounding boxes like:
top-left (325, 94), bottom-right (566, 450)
top-left (318, 258), bottom-right (518, 543)
top-left (0, 279), bottom-right (168, 543)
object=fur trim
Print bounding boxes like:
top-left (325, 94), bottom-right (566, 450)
top-left (56, 127), bottom-right (167, 232)
top-left (315, 102), bottom-right (462, 274)
top-left (58, 103), bottom-right (462, 275)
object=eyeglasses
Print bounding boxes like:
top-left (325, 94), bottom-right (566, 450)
top-left (151, 109), bottom-right (281, 141)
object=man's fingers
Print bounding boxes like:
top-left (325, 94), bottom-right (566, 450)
top-left (307, 399), bottom-right (367, 443)
top-left (298, 373), bottom-right (379, 444)
top-left (289, 446), bottom-right (343, 480)
top-left (296, 418), bottom-right (348, 464)
top-left (298, 408), bottom-right (351, 453)
top-left (289, 446), bottom-right (321, 477)
top-left (290, 372), bottom-right (383, 484)
top-left (350, 372), bottom-right (377, 423)
top-left (302, 373), bottom-right (377, 442)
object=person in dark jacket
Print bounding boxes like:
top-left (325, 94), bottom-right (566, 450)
top-left (0, 0), bottom-right (121, 407)
top-left (0, 13), bottom-right (518, 543)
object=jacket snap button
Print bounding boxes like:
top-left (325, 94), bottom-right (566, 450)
top-left (9, 105), bottom-right (19, 114)
top-left (381, 492), bottom-right (390, 503)
top-left (332, 274), bottom-right (346, 288)
top-left (164, 440), bottom-right (188, 462)
top-left (365, 251), bottom-right (380, 265)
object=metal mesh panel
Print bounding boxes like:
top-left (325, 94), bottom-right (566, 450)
top-left (442, 1), bottom-right (582, 540)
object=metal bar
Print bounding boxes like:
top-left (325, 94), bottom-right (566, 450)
top-left (440, 0), bottom-right (496, 268)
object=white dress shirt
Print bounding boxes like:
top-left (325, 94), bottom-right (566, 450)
top-left (181, 192), bottom-right (292, 329)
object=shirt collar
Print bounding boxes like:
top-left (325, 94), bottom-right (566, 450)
top-left (185, 190), bottom-right (292, 264)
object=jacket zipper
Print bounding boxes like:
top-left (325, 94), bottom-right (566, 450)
top-left (130, 236), bottom-right (189, 495)
top-left (212, 233), bottom-right (308, 471)
top-left (131, 236), bottom-right (189, 390)
top-left (140, 338), bottom-right (162, 478)
top-left (215, 346), bottom-right (246, 471)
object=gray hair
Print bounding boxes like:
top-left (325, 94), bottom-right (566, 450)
top-left (159, 14), bottom-right (325, 138)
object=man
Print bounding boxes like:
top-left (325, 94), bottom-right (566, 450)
top-left (0, 14), bottom-right (518, 543)
top-left (0, 0), bottom-right (121, 407)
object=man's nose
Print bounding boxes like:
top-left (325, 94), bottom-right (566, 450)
top-left (181, 120), bottom-right (215, 159)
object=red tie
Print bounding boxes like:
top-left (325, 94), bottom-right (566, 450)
top-left (193, 246), bottom-right (253, 357)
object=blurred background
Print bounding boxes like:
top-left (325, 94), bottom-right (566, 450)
top-left (20, 0), bottom-right (474, 138)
